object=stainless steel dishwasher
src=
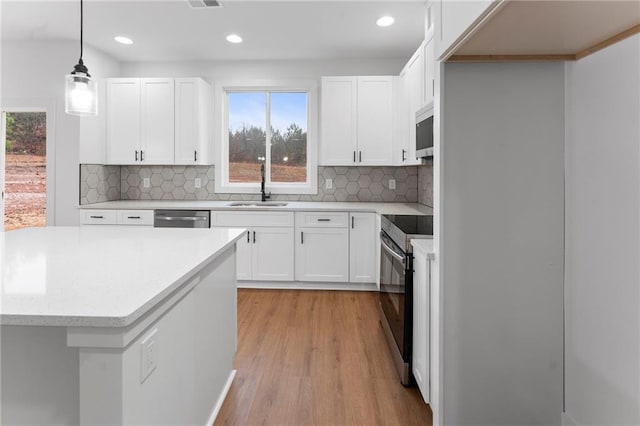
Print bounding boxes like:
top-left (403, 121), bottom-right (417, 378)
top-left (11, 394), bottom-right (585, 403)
top-left (153, 210), bottom-right (210, 228)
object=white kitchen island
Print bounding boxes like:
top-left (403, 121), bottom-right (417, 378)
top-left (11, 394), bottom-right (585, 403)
top-left (1, 226), bottom-right (245, 425)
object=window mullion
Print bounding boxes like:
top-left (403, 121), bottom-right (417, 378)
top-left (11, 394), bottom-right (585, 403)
top-left (265, 91), bottom-right (272, 185)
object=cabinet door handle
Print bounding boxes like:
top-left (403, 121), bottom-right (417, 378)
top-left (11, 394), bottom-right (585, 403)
top-left (90, 215), bottom-right (104, 219)
top-left (140, 150), bottom-right (144, 161)
top-left (194, 150), bottom-right (197, 162)
top-left (301, 231), bottom-right (304, 244)
top-left (359, 151), bottom-right (362, 163)
top-left (351, 216), bottom-right (354, 229)
top-left (353, 151), bottom-right (356, 163)
top-left (402, 149), bottom-right (407, 162)
top-left (253, 231), bottom-right (256, 243)
top-left (135, 150), bottom-right (139, 162)
top-left (247, 230), bottom-right (250, 243)
top-left (432, 79), bottom-right (435, 96)
top-left (317, 218), bottom-right (331, 222)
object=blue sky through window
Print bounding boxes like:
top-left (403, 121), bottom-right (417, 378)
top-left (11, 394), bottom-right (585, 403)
top-left (228, 92), bottom-right (307, 133)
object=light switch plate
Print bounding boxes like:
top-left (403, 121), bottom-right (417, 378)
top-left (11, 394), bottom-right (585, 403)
top-left (194, 178), bottom-right (202, 188)
top-left (143, 178), bottom-right (150, 188)
top-left (140, 328), bottom-right (158, 383)
top-left (389, 179), bottom-right (396, 190)
top-left (325, 178), bottom-right (333, 190)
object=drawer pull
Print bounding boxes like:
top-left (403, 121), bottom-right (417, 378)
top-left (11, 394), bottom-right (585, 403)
top-left (90, 215), bottom-right (104, 219)
top-left (317, 219), bottom-right (331, 222)
top-left (127, 216), bottom-right (141, 219)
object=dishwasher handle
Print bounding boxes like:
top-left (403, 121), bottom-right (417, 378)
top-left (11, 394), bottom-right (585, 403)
top-left (155, 216), bottom-right (208, 222)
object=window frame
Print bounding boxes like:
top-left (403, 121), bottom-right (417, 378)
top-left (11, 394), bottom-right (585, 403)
top-left (214, 80), bottom-right (318, 195)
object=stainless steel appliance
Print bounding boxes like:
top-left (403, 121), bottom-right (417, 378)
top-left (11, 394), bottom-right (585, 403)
top-left (153, 210), bottom-right (210, 228)
top-left (379, 214), bottom-right (433, 385)
top-left (416, 103), bottom-right (434, 158)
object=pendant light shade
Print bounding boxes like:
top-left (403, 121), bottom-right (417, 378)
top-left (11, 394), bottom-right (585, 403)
top-left (65, 0), bottom-right (97, 116)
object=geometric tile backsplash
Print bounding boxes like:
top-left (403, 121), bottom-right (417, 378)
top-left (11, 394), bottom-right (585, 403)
top-left (80, 164), bottom-right (434, 207)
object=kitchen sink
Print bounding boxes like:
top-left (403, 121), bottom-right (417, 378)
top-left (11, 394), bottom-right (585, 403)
top-left (227, 201), bottom-right (288, 207)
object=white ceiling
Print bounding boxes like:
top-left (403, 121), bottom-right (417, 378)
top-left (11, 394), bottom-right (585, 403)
top-left (1, 0), bottom-right (426, 62)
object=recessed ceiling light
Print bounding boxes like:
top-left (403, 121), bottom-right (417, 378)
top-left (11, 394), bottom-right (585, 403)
top-left (114, 36), bottom-right (133, 45)
top-left (376, 16), bottom-right (395, 27)
top-left (226, 34), bottom-right (243, 44)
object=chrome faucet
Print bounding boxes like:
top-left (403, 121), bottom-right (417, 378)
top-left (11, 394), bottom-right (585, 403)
top-left (260, 164), bottom-right (271, 202)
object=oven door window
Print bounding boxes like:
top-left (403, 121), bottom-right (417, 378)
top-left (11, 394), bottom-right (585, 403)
top-left (379, 232), bottom-right (408, 356)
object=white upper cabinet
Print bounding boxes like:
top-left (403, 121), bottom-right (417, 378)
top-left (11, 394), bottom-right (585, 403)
top-left (174, 78), bottom-right (212, 165)
top-left (140, 78), bottom-right (175, 164)
top-left (106, 77), bottom-right (212, 166)
top-left (107, 79), bottom-right (141, 165)
top-left (320, 77), bottom-right (357, 166)
top-left (356, 77), bottom-right (394, 165)
top-left (424, 38), bottom-right (435, 107)
top-left (320, 76), bottom-right (394, 166)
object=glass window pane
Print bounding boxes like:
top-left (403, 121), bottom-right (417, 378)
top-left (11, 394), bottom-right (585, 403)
top-left (270, 92), bottom-right (307, 183)
top-left (228, 92), bottom-right (266, 183)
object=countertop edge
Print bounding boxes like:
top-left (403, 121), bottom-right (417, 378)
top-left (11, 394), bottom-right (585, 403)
top-left (1, 229), bottom-right (246, 328)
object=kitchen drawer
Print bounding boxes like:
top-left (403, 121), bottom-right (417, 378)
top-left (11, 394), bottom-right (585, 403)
top-left (80, 210), bottom-right (117, 225)
top-left (295, 211), bottom-right (349, 228)
top-left (211, 211), bottom-right (294, 227)
top-left (117, 210), bottom-right (154, 226)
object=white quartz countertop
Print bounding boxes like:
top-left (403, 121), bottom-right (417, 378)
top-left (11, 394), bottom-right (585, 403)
top-left (79, 200), bottom-right (433, 216)
top-left (1, 226), bottom-right (245, 327)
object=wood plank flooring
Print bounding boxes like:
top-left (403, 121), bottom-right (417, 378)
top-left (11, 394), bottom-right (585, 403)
top-left (214, 289), bottom-right (432, 426)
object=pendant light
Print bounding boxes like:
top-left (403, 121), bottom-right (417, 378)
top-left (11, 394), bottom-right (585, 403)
top-left (65, 0), bottom-right (97, 116)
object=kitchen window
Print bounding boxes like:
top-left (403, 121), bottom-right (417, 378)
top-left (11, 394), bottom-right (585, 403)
top-left (215, 81), bottom-right (318, 194)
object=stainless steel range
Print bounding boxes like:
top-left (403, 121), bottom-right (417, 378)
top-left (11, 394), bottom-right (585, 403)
top-left (379, 214), bottom-right (433, 385)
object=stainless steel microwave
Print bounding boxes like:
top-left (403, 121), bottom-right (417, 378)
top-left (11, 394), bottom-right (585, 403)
top-left (416, 103), bottom-right (434, 158)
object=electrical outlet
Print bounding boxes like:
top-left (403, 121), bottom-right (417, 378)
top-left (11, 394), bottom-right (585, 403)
top-left (143, 178), bottom-right (150, 188)
top-left (389, 179), bottom-right (396, 190)
top-left (194, 178), bottom-right (202, 188)
top-left (325, 178), bottom-right (333, 190)
top-left (140, 328), bottom-right (158, 383)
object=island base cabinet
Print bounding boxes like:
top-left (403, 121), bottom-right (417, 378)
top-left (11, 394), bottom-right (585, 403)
top-left (1, 246), bottom-right (237, 426)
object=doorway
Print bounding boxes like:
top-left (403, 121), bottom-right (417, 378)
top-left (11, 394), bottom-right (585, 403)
top-left (2, 111), bottom-right (47, 231)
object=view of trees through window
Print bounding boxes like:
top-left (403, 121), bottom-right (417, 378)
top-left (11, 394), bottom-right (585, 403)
top-left (4, 111), bottom-right (47, 231)
top-left (228, 91), bottom-right (307, 183)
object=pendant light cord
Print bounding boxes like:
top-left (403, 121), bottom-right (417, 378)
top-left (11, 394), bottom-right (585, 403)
top-left (80, 0), bottom-right (83, 60)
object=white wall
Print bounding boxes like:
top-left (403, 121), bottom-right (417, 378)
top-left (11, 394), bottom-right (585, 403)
top-left (1, 41), bottom-right (120, 225)
top-left (120, 57), bottom-right (406, 81)
top-left (564, 34), bottom-right (640, 426)
top-left (441, 62), bottom-right (565, 425)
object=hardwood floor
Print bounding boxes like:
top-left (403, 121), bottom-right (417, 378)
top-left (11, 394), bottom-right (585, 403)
top-left (214, 289), bottom-right (432, 426)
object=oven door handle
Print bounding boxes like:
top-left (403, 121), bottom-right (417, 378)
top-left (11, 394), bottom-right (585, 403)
top-left (380, 234), bottom-right (406, 264)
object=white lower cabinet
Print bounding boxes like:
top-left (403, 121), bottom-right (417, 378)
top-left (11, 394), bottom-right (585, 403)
top-left (349, 212), bottom-right (377, 283)
top-left (296, 226), bottom-right (349, 282)
top-left (80, 209), bottom-right (153, 226)
top-left (412, 241), bottom-right (432, 404)
top-left (211, 211), bottom-right (295, 281)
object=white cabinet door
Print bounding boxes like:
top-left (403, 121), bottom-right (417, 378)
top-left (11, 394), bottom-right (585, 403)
top-left (174, 78), bottom-right (212, 165)
top-left (252, 227), bottom-right (294, 281)
top-left (107, 79), bottom-right (140, 165)
top-left (236, 229), bottom-right (253, 281)
top-left (140, 78), bottom-right (175, 164)
top-left (320, 77), bottom-right (357, 165)
top-left (296, 227), bottom-right (349, 282)
top-left (424, 38), bottom-right (435, 106)
top-left (407, 45), bottom-right (425, 119)
top-left (356, 76), bottom-right (394, 165)
top-left (412, 249), bottom-right (430, 404)
top-left (349, 213), bottom-right (377, 283)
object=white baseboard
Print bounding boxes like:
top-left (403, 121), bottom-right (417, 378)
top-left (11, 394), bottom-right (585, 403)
top-left (238, 280), bottom-right (378, 291)
top-left (562, 411), bottom-right (578, 426)
top-left (205, 369), bottom-right (236, 426)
